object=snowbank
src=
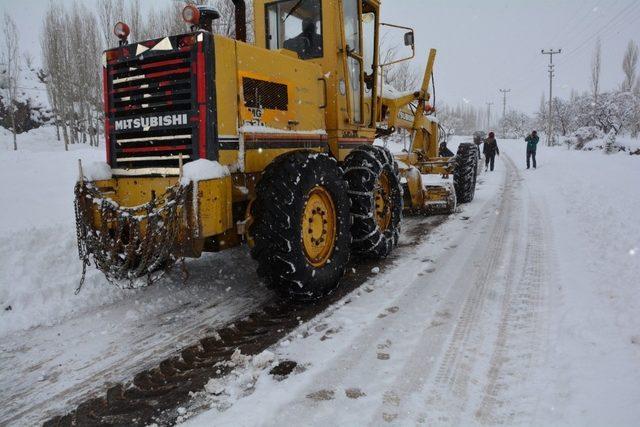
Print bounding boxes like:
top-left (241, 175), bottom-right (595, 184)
top-left (82, 161), bottom-right (112, 181)
top-left (562, 127), bottom-right (640, 154)
top-left (0, 126), bottom-right (124, 336)
top-left (180, 159), bottom-right (229, 186)
top-left (500, 142), bottom-right (640, 425)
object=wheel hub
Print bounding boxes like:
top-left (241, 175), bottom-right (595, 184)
top-left (302, 186), bottom-right (337, 267)
top-left (374, 171), bottom-right (392, 231)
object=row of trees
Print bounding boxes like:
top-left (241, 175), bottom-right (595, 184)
top-left (425, 38), bottom-right (640, 142)
top-left (0, 11), bottom-right (19, 150)
top-left (534, 39), bottom-right (640, 144)
top-left (2, 0), bottom-right (252, 151)
top-left (3, 3), bottom-right (638, 149)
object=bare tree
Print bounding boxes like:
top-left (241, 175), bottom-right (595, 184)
top-left (387, 61), bottom-right (419, 92)
top-left (591, 38), bottom-right (601, 102)
top-left (98, 0), bottom-right (124, 49)
top-left (23, 51), bottom-right (34, 70)
top-left (41, 2), bottom-right (102, 149)
top-left (622, 39), bottom-right (638, 92)
top-left (1, 11), bottom-right (20, 150)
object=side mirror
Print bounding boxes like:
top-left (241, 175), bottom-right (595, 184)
top-left (404, 31), bottom-right (414, 47)
top-left (379, 23), bottom-right (416, 67)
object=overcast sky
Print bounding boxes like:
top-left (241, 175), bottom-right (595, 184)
top-left (3, 0), bottom-right (639, 115)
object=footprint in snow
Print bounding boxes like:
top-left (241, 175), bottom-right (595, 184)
top-left (382, 413), bottom-right (398, 422)
top-left (377, 339), bottom-right (392, 350)
top-left (320, 326), bottom-right (342, 341)
top-left (377, 306), bottom-right (399, 318)
top-left (306, 389), bottom-right (335, 401)
top-left (345, 388), bottom-right (366, 399)
top-left (383, 390), bottom-right (401, 406)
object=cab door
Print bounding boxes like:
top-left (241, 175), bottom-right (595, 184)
top-left (340, 0), bottom-right (378, 129)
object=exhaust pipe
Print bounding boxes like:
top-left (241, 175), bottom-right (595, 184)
top-left (231, 0), bottom-right (247, 42)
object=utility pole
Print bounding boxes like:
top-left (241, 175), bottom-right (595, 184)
top-left (486, 102), bottom-right (493, 131)
top-left (541, 48), bottom-right (562, 145)
top-left (499, 89), bottom-right (511, 137)
top-left (499, 88), bottom-right (511, 117)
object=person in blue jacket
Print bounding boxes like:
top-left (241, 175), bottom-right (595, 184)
top-left (525, 130), bottom-right (540, 169)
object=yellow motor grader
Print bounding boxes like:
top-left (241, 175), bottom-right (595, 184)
top-left (75, 0), bottom-right (478, 300)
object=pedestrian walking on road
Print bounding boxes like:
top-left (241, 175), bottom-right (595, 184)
top-left (525, 130), bottom-right (539, 169)
top-left (483, 131), bottom-right (499, 171)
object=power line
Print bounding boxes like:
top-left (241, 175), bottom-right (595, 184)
top-left (504, 0), bottom-right (637, 101)
top-left (556, 0), bottom-right (640, 66)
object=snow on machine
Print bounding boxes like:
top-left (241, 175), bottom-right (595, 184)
top-left (74, 0), bottom-right (478, 300)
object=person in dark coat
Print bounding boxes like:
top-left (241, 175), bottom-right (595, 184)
top-left (483, 131), bottom-right (500, 171)
top-left (283, 18), bottom-right (323, 59)
top-left (525, 130), bottom-right (540, 169)
top-left (439, 140), bottom-right (454, 157)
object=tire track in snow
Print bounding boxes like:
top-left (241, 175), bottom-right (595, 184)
top-left (221, 164), bottom-right (513, 426)
top-left (475, 154), bottom-right (549, 424)
top-left (417, 155), bottom-right (521, 424)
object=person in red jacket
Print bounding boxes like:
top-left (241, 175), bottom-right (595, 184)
top-left (483, 131), bottom-right (500, 171)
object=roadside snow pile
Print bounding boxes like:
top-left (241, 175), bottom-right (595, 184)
top-left (0, 66), bottom-right (52, 133)
top-left (582, 134), bottom-right (640, 154)
top-left (505, 142), bottom-right (640, 425)
top-left (563, 127), bottom-right (640, 154)
top-left (0, 126), bottom-right (125, 337)
top-left (180, 159), bottom-right (229, 185)
top-left (82, 161), bottom-right (112, 181)
top-left (176, 349), bottom-right (280, 423)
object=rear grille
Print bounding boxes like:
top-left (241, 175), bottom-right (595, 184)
top-left (108, 48), bottom-right (195, 173)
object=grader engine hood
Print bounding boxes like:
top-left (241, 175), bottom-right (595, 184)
top-left (103, 32), bottom-right (217, 176)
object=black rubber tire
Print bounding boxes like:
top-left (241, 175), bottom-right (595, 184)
top-left (453, 143), bottom-right (479, 204)
top-left (249, 151), bottom-right (351, 301)
top-left (343, 145), bottom-right (403, 258)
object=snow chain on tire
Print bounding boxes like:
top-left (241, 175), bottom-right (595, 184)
top-left (344, 145), bottom-right (403, 258)
top-left (453, 143), bottom-right (479, 204)
top-left (249, 151), bottom-right (351, 301)
top-left (74, 180), bottom-right (192, 292)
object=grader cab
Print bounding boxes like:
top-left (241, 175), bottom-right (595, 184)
top-left (75, 0), bottom-right (478, 300)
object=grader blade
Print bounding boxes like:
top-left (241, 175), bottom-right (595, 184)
top-left (423, 183), bottom-right (457, 215)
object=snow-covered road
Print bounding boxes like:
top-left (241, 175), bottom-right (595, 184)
top-left (183, 147), bottom-right (541, 425)
top-left (0, 249), bottom-right (272, 426)
top-left (2, 132), bottom-right (639, 425)
top-left (183, 142), bottom-right (640, 426)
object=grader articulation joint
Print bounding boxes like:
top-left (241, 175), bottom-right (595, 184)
top-left (75, 0), bottom-right (478, 300)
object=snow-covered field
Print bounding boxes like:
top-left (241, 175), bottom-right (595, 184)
top-left (1, 128), bottom-right (639, 425)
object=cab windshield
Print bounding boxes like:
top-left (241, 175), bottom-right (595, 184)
top-left (266, 0), bottom-right (323, 59)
